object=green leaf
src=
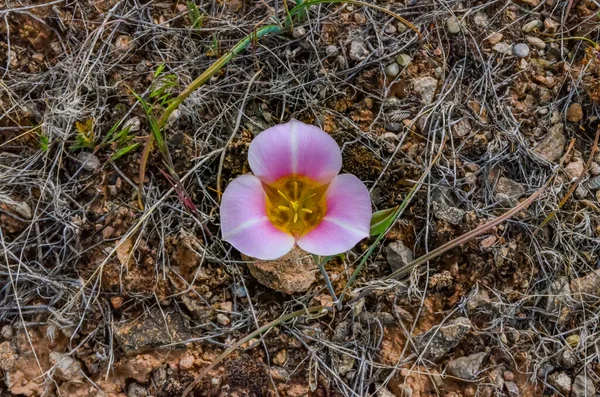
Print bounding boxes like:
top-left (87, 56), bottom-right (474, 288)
top-left (369, 207), bottom-right (399, 237)
top-left (111, 142), bottom-right (141, 160)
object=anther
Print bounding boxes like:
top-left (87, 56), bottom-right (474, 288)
top-left (301, 208), bottom-right (313, 213)
top-left (293, 213), bottom-right (298, 223)
top-left (292, 181), bottom-right (299, 199)
top-left (278, 206), bottom-right (290, 211)
top-left (277, 190), bottom-right (290, 203)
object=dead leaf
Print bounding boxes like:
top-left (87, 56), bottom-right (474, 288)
top-left (116, 238), bottom-right (133, 266)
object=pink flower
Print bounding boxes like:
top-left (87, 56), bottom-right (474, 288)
top-left (220, 120), bottom-right (372, 260)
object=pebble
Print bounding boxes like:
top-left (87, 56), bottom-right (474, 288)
top-left (385, 241), bottom-right (413, 273)
top-left (495, 177), bottom-right (525, 202)
top-left (492, 42), bottom-right (512, 55)
top-left (503, 370), bottom-right (515, 381)
top-left (179, 355), bottom-right (195, 370)
top-left (487, 32), bottom-right (504, 45)
top-left (110, 296), bottom-right (124, 310)
top-left (216, 313), bottom-right (230, 326)
top-left (1, 325), bottom-right (14, 340)
top-left (565, 159), bottom-right (584, 180)
top-left (446, 17), bottom-right (461, 34)
top-left (526, 36), bottom-right (546, 49)
top-left (447, 352), bottom-right (487, 380)
top-left (560, 349), bottom-right (577, 368)
top-left (385, 63), bottom-right (400, 78)
top-left (513, 43), bottom-right (530, 58)
top-left (273, 349), bottom-right (288, 366)
top-left (522, 20), bottom-right (542, 33)
top-left (397, 22), bottom-right (408, 33)
top-left (589, 162), bottom-right (600, 176)
top-left (504, 381), bottom-right (520, 397)
top-left (8, 201), bottom-right (32, 219)
top-left (127, 383), bottom-right (148, 397)
top-left (544, 18), bottom-right (559, 33)
top-left (567, 103), bottom-right (583, 123)
top-left (77, 152), bottom-right (101, 171)
top-left (534, 123), bottom-right (565, 162)
top-left (348, 40), bottom-right (369, 61)
top-left (292, 26), bottom-right (306, 39)
top-left (473, 12), bottom-right (488, 27)
top-left (384, 24), bottom-right (396, 34)
top-left (548, 372), bottom-right (572, 395)
top-left (115, 34), bottom-right (135, 52)
top-left (325, 45), bottom-right (339, 57)
top-left (413, 317), bottom-right (472, 361)
top-left (385, 122), bottom-right (403, 132)
top-left (353, 13), bottom-right (367, 24)
top-left (396, 53), bottom-right (412, 66)
top-left (412, 76), bottom-right (438, 105)
top-left (571, 374), bottom-right (595, 397)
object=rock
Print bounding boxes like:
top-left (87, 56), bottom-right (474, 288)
top-left (325, 45), bottom-right (339, 57)
top-left (118, 354), bottom-right (162, 383)
top-left (504, 381), bottom-right (520, 397)
top-left (396, 53), bottom-right (412, 66)
top-left (1, 325), bottom-right (14, 339)
top-left (467, 288), bottom-right (492, 311)
top-left (246, 247), bottom-right (318, 294)
top-left (565, 159), bottom-right (584, 180)
top-left (412, 76), bottom-right (438, 105)
top-left (548, 372), bottom-right (572, 395)
top-left (571, 374), bottom-right (595, 397)
top-left (447, 352), bottom-right (487, 380)
top-left (6, 201), bottom-right (32, 219)
top-left (115, 34), bottom-right (135, 52)
top-left (348, 40), bottom-right (369, 61)
top-left (513, 43), bottom-right (530, 58)
top-left (292, 26), bottom-right (306, 39)
top-left (77, 152), bottom-right (101, 171)
top-left (522, 20), bottom-right (542, 33)
top-left (473, 12), bottom-right (488, 27)
top-left (567, 103), bottom-right (583, 123)
top-left (110, 296), bottom-right (124, 309)
top-left (269, 366), bottom-right (290, 381)
top-left (589, 162), bottom-right (600, 176)
top-left (216, 313), bottom-right (230, 326)
top-left (432, 200), bottom-right (465, 225)
top-left (535, 123), bottom-right (565, 162)
top-left (179, 355), bottom-right (195, 370)
top-left (495, 177), bottom-right (525, 202)
top-left (375, 384), bottom-right (396, 397)
top-left (526, 36), bottom-right (546, 49)
top-left (570, 269), bottom-right (600, 303)
top-left (446, 17), bottom-right (461, 34)
top-left (397, 22), bottom-right (408, 33)
top-left (560, 349), bottom-right (577, 369)
top-left (413, 317), bottom-right (472, 361)
top-left (517, 0), bottom-right (540, 6)
top-left (492, 42), bottom-right (512, 55)
top-left (384, 24), bottom-right (397, 34)
top-left (113, 306), bottom-right (193, 355)
top-left (386, 122), bottom-right (403, 132)
top-left (49, 352), bottom-right (83, 381)
top-left (487, 32), bottom-right (504, 45)
top-left (273, 349), bottom-right (288, 366)
top-left (385, 63), bottom-right (400, 77)
top-left (353, 13), bottom-right (367, 24)
top-left (0, 341), bottom-right (17, 371)
top-left (503, 371), bottom-right (515, 381)
top-left (128, 383), bottom-right (148, 397)
top-left (544, 18), bottom-right (559, 33)
top-left (385, 241), bottom-right (414, 272)
top-left (453, 117), bottom-right (471, 137)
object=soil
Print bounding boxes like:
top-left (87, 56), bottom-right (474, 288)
top-left (1, 0), bottom-right (600, 397)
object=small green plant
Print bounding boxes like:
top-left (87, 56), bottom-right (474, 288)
top-left (71, 118), bottom-right (96, 150)
top-left (149, 64), bottom-right (178, 107)
top-left (187, 1), bottom-right (204, 29)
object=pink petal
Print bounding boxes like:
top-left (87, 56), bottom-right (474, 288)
top-left (297, 174), bottom-right (371, 256)
top-left (221, 175), bottom-right (295, 260)
top-left (248, 119), bottom-right (342, 184)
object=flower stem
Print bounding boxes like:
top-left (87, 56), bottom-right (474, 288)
top-left (317, 256), bottom-right (342, 311)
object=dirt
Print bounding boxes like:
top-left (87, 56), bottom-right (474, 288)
top-left (2, 0), bottom-right (600, 396)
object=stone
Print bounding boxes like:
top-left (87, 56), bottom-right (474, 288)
top-left (384, 24), bottom-right (396, 34)
top-left (447, 352), bottom-right (487, 380)
top-left (567, 103), bottom-right (583, 123)
top-left (526, 36), bottom-right (546, 49)
top-left (446, 17), bottom-right (461, 34)
top-left (179, 355), bottom-right (195, 370)
top-left (386, 122), bottom-right (402, 132)
top-left (544, 18), bottom-right (559, 33)
top-left (1, 325), bottom-right (14, 339)
top-left (492, 42), bottom-right (512, 55)
top-left (412, 76), bottom-right (438, 105)
top-left (534, 123), bottom-right (565, 162)
top-left (247, 247), bottom-right (318, 294)
top-left (487, 32), bottom-right (503, 45)
top-left (292, 26), bottom-right (306, 39)
top-left (353, 13), bottom-right (367, 24)
top-left (348, 40), bottom-right (369, 61)
top-left (6, 201), bottom-right (32, 219)
top-left (473, 12), bottom-right (488, 27)
top-left (432, 201), bottom-right (465, 225)
top-left (522, 20), bottom-right (542, 33)
top-left (49, 352), bottom-right (83, 381)
top-left (110, 296), bottom-right (124, 309)
top-left (513, 43), bottom-right (530, 58)
top-left (77, 152), bottom-right (101, 171)
top-left (397, 22), bottom-right (408, 33)
top-left (396, 53), bottom-right (412, 66)
top-left (325, 45), bottom-right (339, 57)
top-left (113, 306), bottom-right (193, 355)
top-left (453, 117), bottom-right (471, 137)
top-left (273, 349), bottom-right (288, 366)
top-left (0, 341), bottom-right (17, 371)
top-left (571, 374), bottom-right (595, 397)
top-left (589, 162), bottom-right (600, 176)
top-left (385, 241), bottom-right (413, 273)
top-left (504, 381), bottom-right (520, 397)
top-left (548, 372), bottom-right (572, 395)
top-left (385, 63), bottom-right (400, 77)
top-left (127, 383), bottom-right (148, 397)
top-left (467, 289), bottom-right (492, 311)
top-left (115, 34), bottom-right (135, 52)
top-left (517, 0), bottom-right (540, 6)
top-left (570, 269), bottom-right (600, 303)
top-left (495, 177), bottom-right (525, 202)
top-left (413, 317), bottom-right (472, 361)
top-left (565, 159), bottom-right (584, 181)
top-left (216, 313), bottom-right (230, 326)
top-left (560, 349), bottom-right (577, 369)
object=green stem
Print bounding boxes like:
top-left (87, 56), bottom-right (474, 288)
top-left (317, 256), bottom-right (342, 310)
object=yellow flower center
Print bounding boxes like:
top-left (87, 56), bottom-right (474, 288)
top-left (264, 176), bottom-right (327, 237)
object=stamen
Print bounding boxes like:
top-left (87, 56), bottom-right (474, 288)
top-left (277, 189), bottom-right (290, 203)
top-left (301, 208), bottom-right (313, 213)
top-left (293, 213), bottom-right (298, 223)
top-left (292, 181), bottom-right (298, 199)
top-left (278, 206), bottom-right (290, 211)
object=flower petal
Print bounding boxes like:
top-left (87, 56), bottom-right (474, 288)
top-left (248, 119), bottom-right (342, 184)
top-left (297, 174), bottom-right (371, 256)
top-left (221, 175), bottom-right (295, 260)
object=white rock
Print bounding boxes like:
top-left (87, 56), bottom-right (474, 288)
top-left (77, 152), bottom-right (101, 171)
top-left (348, 40), bottom-right (369, 61)
top-left (526, 36), bottom-right (546, 49)
top-left (513, 43), bottom-right (530, 58)
top-left (385, 63), bottom-right (400, 77)
top-left (493, 42), bottom-right (512, 55)
top-left (412, 76), bottom-right (438, 105)
top-left (446, 17), bottom-right (461, 34)
top-left (522, 20), bottom-right (542, 33)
